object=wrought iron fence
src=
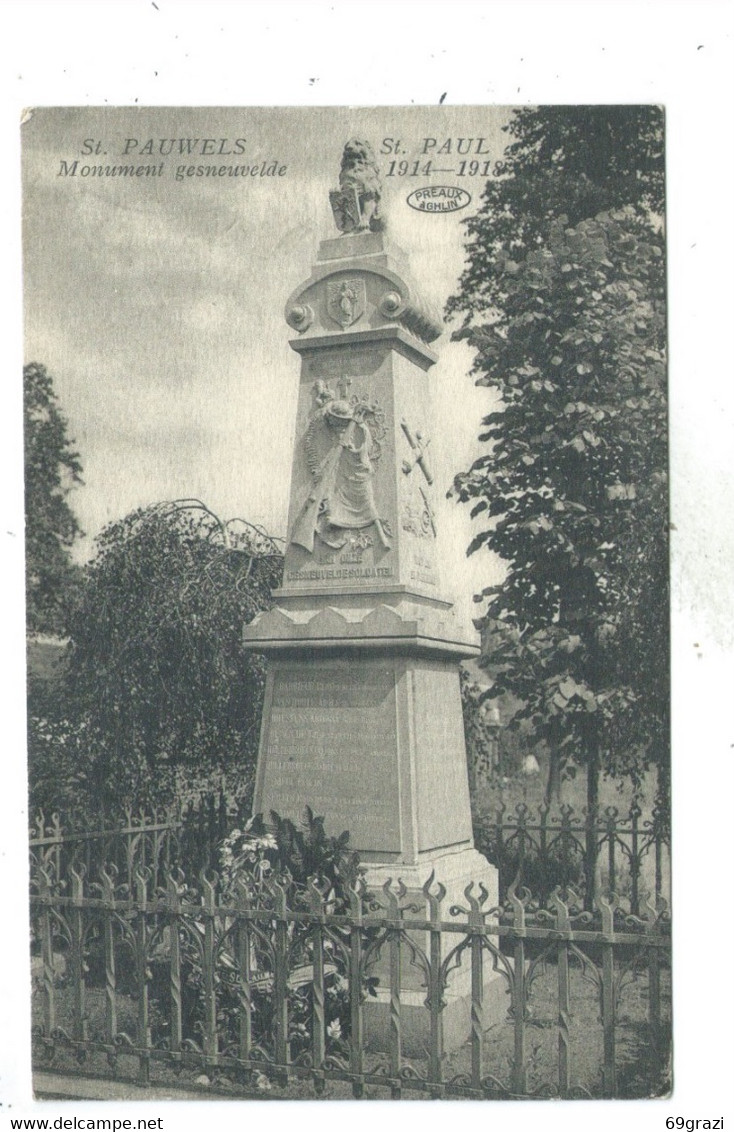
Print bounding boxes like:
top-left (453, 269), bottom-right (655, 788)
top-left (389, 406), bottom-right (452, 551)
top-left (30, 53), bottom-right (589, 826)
top-left (30, 795), bottom-right (672, 920)
top-left (29, 810), bottom-right (180, 894)
top-left (474, 801), bottom-right (671, 916)
top-left (29, 796), bottom-right (252, 887)
top-left (30, 859), bottom-right (671, 1100)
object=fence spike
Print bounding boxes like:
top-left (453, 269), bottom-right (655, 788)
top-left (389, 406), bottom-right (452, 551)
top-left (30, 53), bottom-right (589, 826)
top-left (643, 891), bottom-right (668, 926)
top-left (199, 867), bottom-right (218, 910)
top-left (595, 890), bottom-right (619, 933)
top-left (421, 870), bottom-right (436, 898)
top-left (100, 863), bottom-right (118, 901)
top-left (348, 881), bottom-right (364, 922)
top-left (549, 887), bottom-right (571, 928)
top-left (307, 876), bottom-right (327, 913)
top-left (453, 882), bottom-right (483, 923)
top-left (463, 881), bottom-right (479, 908)
top-left (165, 869), bottom-right (184, 909)
top-left (37, 863), bottom-right (55, 895)
top-left (270, 877), bottom-right (288, 916)
top-left (69, 862), bottom-right (86, 899)
top-left (508, 885), bottom-right (526, 944)
top-left (421, 873), bottom-right (446, 921)
top-left (133, 864), bottom-right (152, 905)
top-left (381, 878), bottom-right (400, 917)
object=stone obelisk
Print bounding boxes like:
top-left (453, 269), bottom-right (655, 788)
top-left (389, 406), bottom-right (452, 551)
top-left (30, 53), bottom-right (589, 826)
top-left (243, 141), bottom-right (500, 1047)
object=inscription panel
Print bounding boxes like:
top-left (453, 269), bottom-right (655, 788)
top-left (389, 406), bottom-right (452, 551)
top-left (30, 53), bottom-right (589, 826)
top-left (260, 663), bottom-right (401, 852)
top-left (286, 565), bottom-right (394, 583)
top-left (412, 665), bottom-right (473, 852)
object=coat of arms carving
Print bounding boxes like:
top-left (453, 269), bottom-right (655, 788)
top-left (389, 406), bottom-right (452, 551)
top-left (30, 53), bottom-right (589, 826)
top-left (327, 278), bottom-right (366, 329)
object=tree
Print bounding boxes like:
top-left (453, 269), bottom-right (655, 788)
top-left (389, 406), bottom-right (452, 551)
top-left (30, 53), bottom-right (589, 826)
top-left (43, 501), bottom-right (284, 814)
top-left (447, 108), bottom-right (668, 827)
top-left (23, 362), bottom-right (84, 635)
top-left (452, 106), bottom-right (664, 318)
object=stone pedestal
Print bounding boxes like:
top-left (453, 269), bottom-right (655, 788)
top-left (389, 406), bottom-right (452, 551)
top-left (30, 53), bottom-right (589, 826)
top-left (242, 209), bottom-right (501, 1051)
top-left (255, 646), bottom-right (474, 861)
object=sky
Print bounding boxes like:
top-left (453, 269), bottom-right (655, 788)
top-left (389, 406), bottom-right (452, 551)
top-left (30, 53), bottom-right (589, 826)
top-left (22, 105), bottom-right (513, 624)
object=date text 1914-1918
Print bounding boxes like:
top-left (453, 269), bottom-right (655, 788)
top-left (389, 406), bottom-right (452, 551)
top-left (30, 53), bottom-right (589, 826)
top-left (380, 137), bottom-right (495, 178)
top-left (385, 159), bottom-right (492, 178)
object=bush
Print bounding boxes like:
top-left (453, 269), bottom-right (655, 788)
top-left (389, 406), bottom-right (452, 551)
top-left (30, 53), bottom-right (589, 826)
top-left (147, 809), bottom-right (374, 1069)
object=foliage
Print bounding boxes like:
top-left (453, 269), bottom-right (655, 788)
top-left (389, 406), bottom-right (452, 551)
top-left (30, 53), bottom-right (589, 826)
top-left (461, 670), bottom-right (532, 790)
top-left (24, 362), bottom-right (84, 635)
top-left (461, 671), bottom-right (498, 785)
top-left (220, 808), bottom-right (363, 907)
top-left (168, 809), bottom-right (368, 1067)
top-left (56, 500), bottom-right (283, 812)
top-left (448, 106), bottom-right (664, 323)
top-left (26, 701), bottom-right (96, 817)
top-left (447, 107), bottom-right (668, 801)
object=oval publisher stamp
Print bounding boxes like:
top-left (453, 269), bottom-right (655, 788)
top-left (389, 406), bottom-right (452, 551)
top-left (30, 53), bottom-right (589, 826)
top-left (406, 185), bottom-right (471, 214)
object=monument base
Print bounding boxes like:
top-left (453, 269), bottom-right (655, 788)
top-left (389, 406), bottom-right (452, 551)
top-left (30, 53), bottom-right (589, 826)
top-left (251, 649), bottom-right (477, 859)
top-left (362, 848), bottom-right (507, 1056)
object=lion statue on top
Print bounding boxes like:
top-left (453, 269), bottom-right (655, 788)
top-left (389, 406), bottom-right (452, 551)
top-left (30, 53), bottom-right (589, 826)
top-left (329, 139), bottom-right (385, 235)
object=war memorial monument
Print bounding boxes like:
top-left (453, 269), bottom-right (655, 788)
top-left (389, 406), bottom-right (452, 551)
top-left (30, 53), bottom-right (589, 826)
top-left (242, 141), bottom-right (501, 1048)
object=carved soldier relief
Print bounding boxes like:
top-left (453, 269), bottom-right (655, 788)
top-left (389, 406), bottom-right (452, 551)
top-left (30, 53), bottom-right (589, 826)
top-left (290, 379), bottom-right (391, 555)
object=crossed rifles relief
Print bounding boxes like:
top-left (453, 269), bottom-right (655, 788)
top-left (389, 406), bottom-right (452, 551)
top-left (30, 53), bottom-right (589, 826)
top-left (401, 419), bottom-right (436, 536)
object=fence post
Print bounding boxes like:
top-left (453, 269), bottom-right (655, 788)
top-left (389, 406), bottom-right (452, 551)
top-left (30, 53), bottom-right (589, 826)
top-left (133, 866), bottom-right (151, 1085)
top-left (515, 803), bottom-right (528, 889)
top-left (549, 888), bottom-right (572, 1098)
top-left (538, 802), bottom-right (549, 905)
top-left (69, 864), bottom-right (89, 1061)
top-left (424, 875), bottom-right (446, 1097)
top-left (465, 884), bottom-right (486, 1094)
top-left (381, 879), bottom-right (403, 1099)
top-left (272, 879), bottom-right (290, 1086)
top-left (37, 866), bottom-right (56, 1050)
top-left (165, 870), bottom-right (183, 1065)
top-left (348, 883), bottom-right (365, 1098)
top-left (644, 894), bottom-right (665, 1084)
top-left (559, 804), bottom-right (573, 893)
top-left (507, 883), bottom-right (527, 1096)
top-left (629, 801), bottom-right (642, 916)
top-left (584, 752), bottom-right (600, 911)
top-left (206, 794), bottom-right (217, 868)
top-left (50, 813), bottom-right (62, 880)
top-left (495, 801), bottom-right (506, 902)
top-left (235, 881), bottom-right (253, 1087)
top-left (308, 880), bottom-right (326, 1094)
top-left (604, 807), bottom-right (617, 897)
top-left (100, 865), bottom-right (118, 1063)
top-left (200, 870), bottom-right (220, 1071)
top-left (597, 893), bottom-right (617, 1097)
